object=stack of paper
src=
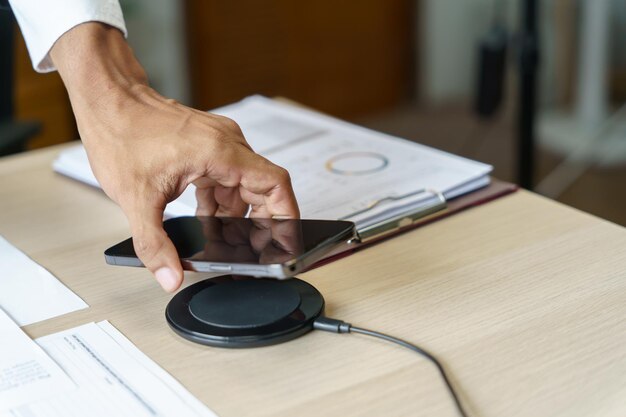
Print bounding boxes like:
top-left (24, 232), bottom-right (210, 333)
top-left (53, 96), bottom-right (492, 231)
top-left (1, 317), bottom-right (217, 417)
top-left (0, 237), bottom-right (216, 416)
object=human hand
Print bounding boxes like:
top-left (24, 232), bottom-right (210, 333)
top-left (50, 23), bottom-right (299, 292)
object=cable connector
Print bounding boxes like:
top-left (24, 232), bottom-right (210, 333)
top-left (313, 316), bottom-right (351, 333)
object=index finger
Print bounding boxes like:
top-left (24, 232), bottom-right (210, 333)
top-left (241, 159), bottom-right (299, 219)
top-left (206, 146), bottom-right (300, 219)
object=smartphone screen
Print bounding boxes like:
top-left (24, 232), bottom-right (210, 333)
top-left (105, 217), bottom-right (356, 277)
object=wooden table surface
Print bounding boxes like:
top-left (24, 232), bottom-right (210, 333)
top-left (1, 144), bottom-right (624, 417)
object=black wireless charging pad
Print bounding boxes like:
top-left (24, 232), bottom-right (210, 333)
top-left (166, 275), bottom-right (325, 348)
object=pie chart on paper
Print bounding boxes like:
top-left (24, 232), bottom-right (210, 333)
top-left (325, 152), bottom-right (389, 176)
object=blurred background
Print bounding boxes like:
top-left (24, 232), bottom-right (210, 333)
top-left (3, 0), bottom-right (625, 225)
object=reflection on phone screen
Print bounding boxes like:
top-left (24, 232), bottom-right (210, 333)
top-left (182, 217), bottom-right (304, 265)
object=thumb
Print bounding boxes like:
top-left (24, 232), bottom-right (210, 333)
top-left (127, 204), bottom-right (183, 292)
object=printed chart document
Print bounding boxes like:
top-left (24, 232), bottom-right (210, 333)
top-left (0, 308), bottom-right (75, 411)
top-left (0, 236), bottom-right (87, 326)
top-left (53, 95), bottom-right (493, 230)
top-left (3, 321), bottom-right (217, 417)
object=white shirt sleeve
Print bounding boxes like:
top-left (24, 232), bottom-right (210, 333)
top-left (8, 0), bottom-right (127, 73)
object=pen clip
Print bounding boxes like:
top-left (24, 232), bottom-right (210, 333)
top-left (338, 188), bottom-right (428, 221)
top-left (352, 189), bottom-right (447, 243)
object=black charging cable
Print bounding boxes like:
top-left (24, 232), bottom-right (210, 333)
top-left (313, 317), bottom-right (469, 417)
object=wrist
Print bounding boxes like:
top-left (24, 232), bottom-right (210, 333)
top-left (50, 22), bottom-right (149, 113)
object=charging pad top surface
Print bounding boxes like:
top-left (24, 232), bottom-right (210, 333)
top-left (166, 276), bottom-right (324, 348)
top-left (188, 280), bottom-right (302, 329)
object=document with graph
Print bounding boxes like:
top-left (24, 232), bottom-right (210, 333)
top-left (53, 95), bottom-right (492, 234)
top-left (2, 321), bottom-right (217, 417)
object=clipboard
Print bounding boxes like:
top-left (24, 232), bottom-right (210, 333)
top-left (308, 178), bottom-right (518, 270)
top-left (344, 188), bottom-right (448, 243)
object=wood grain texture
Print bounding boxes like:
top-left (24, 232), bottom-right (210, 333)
top-left (0, 144), bottom-right (624, 417)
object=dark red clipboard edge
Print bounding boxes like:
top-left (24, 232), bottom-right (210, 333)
top-left (306, 178), bottom-right (519, 271)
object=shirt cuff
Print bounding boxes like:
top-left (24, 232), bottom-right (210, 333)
top-left (9, 0), bottom-right (127, 73)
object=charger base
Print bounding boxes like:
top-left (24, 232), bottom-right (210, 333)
top-left (166, 275), bottom-right (324, 348)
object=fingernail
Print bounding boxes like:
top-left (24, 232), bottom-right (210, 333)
top-left (155, 267), bottom-right (179, 292)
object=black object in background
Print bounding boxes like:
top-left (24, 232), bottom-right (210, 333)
top-left (475, 25), bottom-right (508, 118)
top-left (473, 0), bottom-right (539, 190)
top-left (0, 5), bottom-right (41, 156)
top-left (517, 0), bottom-right (539, 190)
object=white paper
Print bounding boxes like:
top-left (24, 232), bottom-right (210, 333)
top-left (97, 321), bottom-right (214, 417)
top-left (2, 321), bottom-right (217, 417)
top-left (53, 95), bottom-right (492, 229)
top-left (0, 308), bottom-right (75, 411)
top-left (0, 236), bottom-right (87, 326)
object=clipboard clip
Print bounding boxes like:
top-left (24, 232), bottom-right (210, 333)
top-left (343, 188), bottom-right (447, 244)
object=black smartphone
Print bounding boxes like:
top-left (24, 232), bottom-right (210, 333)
top-left (105, 217), bottom-right (357, 278)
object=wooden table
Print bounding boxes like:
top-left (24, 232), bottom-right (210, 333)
top-left (1, 144), bottom-right (624, 417)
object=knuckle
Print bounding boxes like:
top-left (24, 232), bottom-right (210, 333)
top-left (226, 119), bottom-right (242, 133)
top-left (212, 116), bottom-right (244, 138)
top-left (218, 115), bottom-right (240, 130)
top-left (275, 166), bottom-right (291, 184)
